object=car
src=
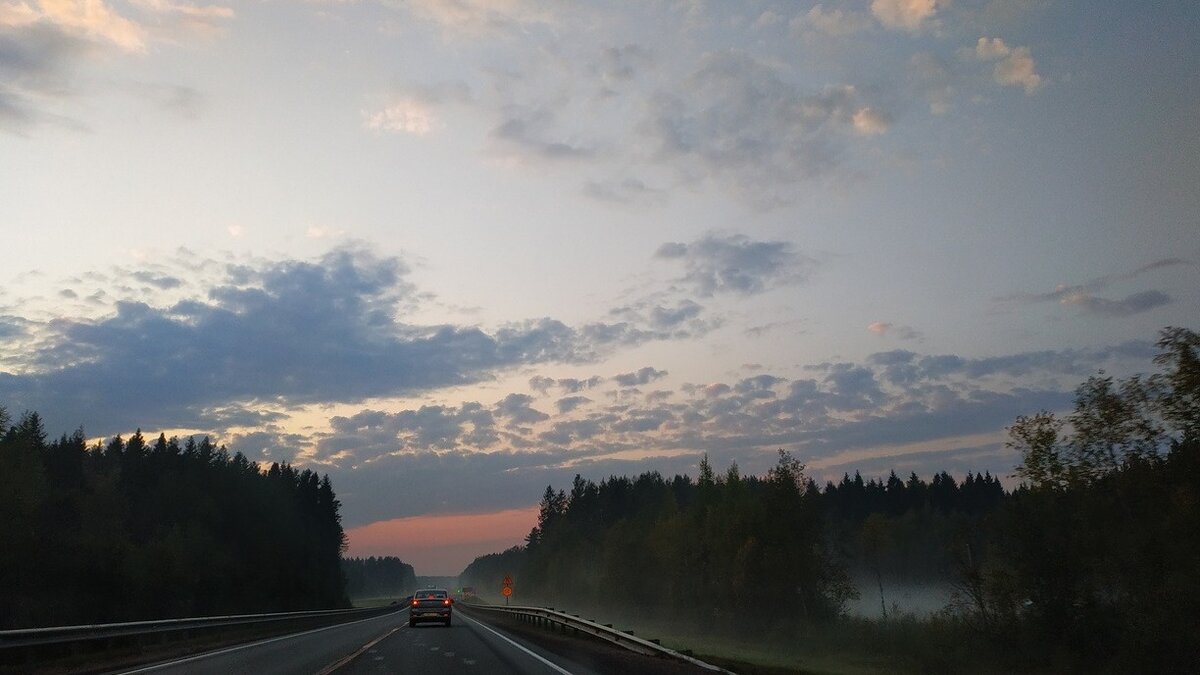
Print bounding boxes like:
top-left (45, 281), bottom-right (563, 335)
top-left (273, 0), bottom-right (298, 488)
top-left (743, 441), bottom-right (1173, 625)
top-left (409, 588), bottom-right (454, 626)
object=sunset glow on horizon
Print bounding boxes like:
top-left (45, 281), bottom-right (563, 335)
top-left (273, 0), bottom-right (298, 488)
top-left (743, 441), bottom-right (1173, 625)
top-left (345, 506), bottom-right (540, 576)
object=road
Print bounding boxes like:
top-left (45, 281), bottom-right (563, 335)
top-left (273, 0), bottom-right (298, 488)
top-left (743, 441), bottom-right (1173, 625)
top-left (114, 606), bottom-right (717, 675)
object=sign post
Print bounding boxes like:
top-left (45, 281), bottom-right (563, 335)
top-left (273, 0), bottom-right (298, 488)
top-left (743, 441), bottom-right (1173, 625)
top-left (502, 575), bottom-right (513, 606)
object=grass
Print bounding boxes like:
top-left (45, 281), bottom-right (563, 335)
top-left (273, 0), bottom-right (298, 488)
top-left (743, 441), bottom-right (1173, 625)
top-left (349, 596), bottom-right (407, 608)
top-left (515, 605), bottom-right (1024, 675)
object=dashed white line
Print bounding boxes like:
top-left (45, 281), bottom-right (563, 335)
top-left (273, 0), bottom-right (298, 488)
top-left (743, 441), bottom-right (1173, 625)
top-left (118, 609), bottom-right (407, 674)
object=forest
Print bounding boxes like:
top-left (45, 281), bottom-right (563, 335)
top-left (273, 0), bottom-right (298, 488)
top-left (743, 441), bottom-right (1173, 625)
top-left (0, 422), bottom-right (349, 629)
top-left (342, 556), bottom-right (417, 600)
top-left (462, 327), bottom-right (1200, 673)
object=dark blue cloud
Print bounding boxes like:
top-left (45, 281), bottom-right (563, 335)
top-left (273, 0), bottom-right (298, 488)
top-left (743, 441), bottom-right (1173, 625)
top-left (0, 24), bottom-right (90, 133)
top-left (0, 316), bottom-right (27, 339)
top-left (130, 271), bottom-right (184, 290)
top-left (655, 233), bottom-right (815, 296)
top-left (1065, 290), bottom-right (1171, 317)
top-left (494, 393), bottom-right (550, 427)
top-left (328, 448), bottom-right (703, 526)
top-left (0, 248), bottom-right (686, 436)
top-left (555, 395), bottom-right (591, 413)
top-left (613, 366), bottom-right (668, 387)
top-left (1000, 258), bottom-right (1190, 319)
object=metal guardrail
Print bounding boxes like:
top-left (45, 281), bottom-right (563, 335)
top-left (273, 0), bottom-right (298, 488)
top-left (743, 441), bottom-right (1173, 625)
top-left (0, 605), bottom-right (400, 650)
top-left (463, 603), bottom-right (731, 673)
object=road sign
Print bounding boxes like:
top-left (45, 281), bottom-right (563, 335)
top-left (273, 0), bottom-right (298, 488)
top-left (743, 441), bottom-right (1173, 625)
top-left (501, 586), bottom-right (513, 597)
top-left (502, 575), bottom-right (513, 587)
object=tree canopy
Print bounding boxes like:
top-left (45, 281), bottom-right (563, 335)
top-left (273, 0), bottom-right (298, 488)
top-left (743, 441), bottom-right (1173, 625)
top-left (0, 418), bottom-right (349, 629)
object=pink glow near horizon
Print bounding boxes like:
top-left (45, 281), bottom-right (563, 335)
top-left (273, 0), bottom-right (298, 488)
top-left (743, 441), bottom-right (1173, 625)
top-left (345, 506), bottom-right (538, 577)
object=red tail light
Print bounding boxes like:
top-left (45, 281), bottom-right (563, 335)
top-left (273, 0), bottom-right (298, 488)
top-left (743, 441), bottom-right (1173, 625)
top-left (412, 599), bottom-right (419, 607)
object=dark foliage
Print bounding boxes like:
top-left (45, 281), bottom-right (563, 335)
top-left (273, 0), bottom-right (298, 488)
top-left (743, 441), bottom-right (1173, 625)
top-left (460, 327), bottom-right (1199, 673)
top-left (980, 327), bottom-right (1200, 672)
top-left (462, 452), bottom-right (856, 630)
top-left (342, 556), bottom-right (417, 599)
top-left (0, 421), bottom-right (349, 629)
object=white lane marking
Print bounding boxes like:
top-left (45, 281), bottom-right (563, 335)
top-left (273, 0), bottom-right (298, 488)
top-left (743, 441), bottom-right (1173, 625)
top-left (117, 608), bottom-right (408, 674)
top-left (460, 613), bottom-right (575, 675)
top-left (316, 621), bottom-right (408, 675)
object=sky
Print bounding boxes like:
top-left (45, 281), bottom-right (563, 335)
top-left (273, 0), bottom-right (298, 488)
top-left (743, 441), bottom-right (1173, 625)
top-left (2, 0), bottom-right (1198, 575)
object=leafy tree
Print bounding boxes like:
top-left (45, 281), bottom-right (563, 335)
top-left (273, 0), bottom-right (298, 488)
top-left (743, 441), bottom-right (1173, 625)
top-left (983, 327), bottom-right (1200, 671)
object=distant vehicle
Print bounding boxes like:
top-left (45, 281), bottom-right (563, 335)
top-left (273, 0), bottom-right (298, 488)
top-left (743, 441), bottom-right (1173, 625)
top-left (410, 588), bottom-right (453, 626)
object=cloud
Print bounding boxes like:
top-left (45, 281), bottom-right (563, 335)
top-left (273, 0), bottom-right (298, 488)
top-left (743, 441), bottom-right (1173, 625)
top-left (851, 107), bottom-right (890, 136)
top-left (399, 0), bottom-right (556, 37)
top-left (124, 81), bottom-right (203, 119)
top-left (582, 177), bottom-right (665, 207)
top-left (130, 270), bottom-right (184, 290)
top-left (0, 23), bottom-right (91, 133)
top-left (868, 341), bottom-right (1155, 385)
top-left (0, 2), bottom-right (39, 26)
top-left (558, 376), bottom-right (602, 393)
top-left (871, 0), bottom-right (938, 32)
top-left (612, 366), bottom-right (667, 387)
top-left (128, 0), bottom-right (231, 21)
top-left (592, 44), bottom-right (652, 91)
top-left (363, 99), bottom-right (442, 135)
top-left (127, 0), bottom-right (233, 39)
top-left (320, 403), bottom-right (499, 462)
top-left (974, 36), bottom-right (1010, 60)
top-left (0, 0), bottom-right (229, 135)
top-left (655, 233), bottom-right (815, 297)
top-left (791, 5), bottom-right (872, 37)
top-left (0, 246), bottom-right (727, 436)
top-left (1001, 258), bottom-right (1190, 317)
top-left (36, 0), bottom-right (147, 52)
top-left (867, 322), bottom-right (922, 340)
top-left (494, 393), bottom-right (549, 426)
top-left (0, 315), bottom-right (28, 339)
top-left (642, 52), bottom-right (887, 206)
top-left (269, 332), bottom-right (1159, 527)
top-left (306, 225), bottom-right (346, 239)
top-left (370, 23), bottom-right (893, 208)
top-left (327, 447), bottom-right (703, 526)
top-left (1060, 290), bottom-right (1171, 317)
top-left (909, 52), bottom-right (954, 115)
top-left (554, 395), bottom-right (590, 414)
top-left (489, 107), bottom-right (594, 161)
top-left (529, 375), bottom-right (603, 395)
top-left (972, 37), bottom-right (1042, 94)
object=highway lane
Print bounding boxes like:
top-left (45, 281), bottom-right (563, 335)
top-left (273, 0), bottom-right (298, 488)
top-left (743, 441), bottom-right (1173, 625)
top-left (112, 607), bottom-right (411, 675)
top-left (340, 607), bottom-right (718, 675)
top-left (113, 605), bottom-right (717, 675)
top-left (338, 611), bottom-right (584, 675)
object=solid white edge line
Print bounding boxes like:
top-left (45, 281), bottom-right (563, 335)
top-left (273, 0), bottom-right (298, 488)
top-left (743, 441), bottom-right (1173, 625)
top-left (115, 607), bottom-right (409, 674)
top-left (461, 613), bottom-right (575, 675)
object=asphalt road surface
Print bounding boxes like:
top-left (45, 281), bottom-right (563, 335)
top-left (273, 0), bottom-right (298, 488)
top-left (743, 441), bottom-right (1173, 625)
top-left (114, 606), bottom-right (717, 675)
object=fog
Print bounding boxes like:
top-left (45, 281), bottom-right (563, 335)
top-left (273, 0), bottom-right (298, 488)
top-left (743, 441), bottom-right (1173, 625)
top-left (844, 578), bottom-right (956, 619)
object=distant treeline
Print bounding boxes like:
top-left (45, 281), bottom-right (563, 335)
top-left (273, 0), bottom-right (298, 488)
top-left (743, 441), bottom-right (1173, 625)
top-left (0, 422), bottom-right (349, 629)
top-left (462, 327), bottom-right (1200, 673)
top-left (342, 556), bottom-right (416, 599)
top-left (463, 451), bottom-right (856, 623)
